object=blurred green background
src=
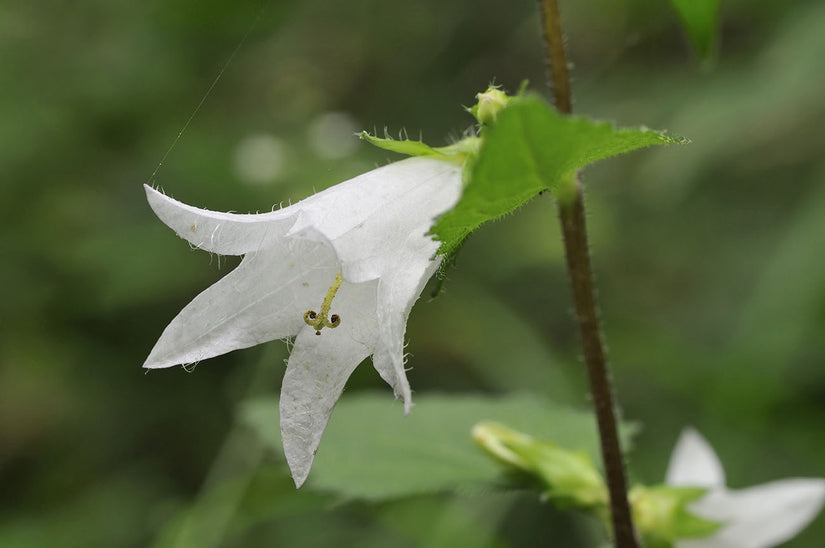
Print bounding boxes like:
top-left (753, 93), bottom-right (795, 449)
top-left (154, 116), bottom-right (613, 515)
top-left (2, 0), bottom-right (825, 546)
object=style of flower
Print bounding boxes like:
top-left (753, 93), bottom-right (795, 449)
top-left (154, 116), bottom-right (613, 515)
top-left (667, 428), bottom-right (825, 548)
top-left (143, 157), bottom-right (462, 487)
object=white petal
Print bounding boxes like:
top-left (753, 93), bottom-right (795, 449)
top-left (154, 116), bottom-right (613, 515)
top-left (284, 157), bottom-right (460, 415)
top-left (666, 428), bottom-right (726, 488)
top-left (685, 479), bottom-right (825, 548)
top-left (286, 157), bottom-right (462, 283)
top-left (279, 279), bottom-right (379, 487)
top-left (145, 185), bottom-right (294, 255)
top-left (372, 244), bottom-right (443, 415)
top-left (144, 238), bottom-right (339, 368)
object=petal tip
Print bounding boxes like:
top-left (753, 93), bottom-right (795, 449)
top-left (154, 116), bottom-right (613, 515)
top-left (292, 472), bottom-right (308, 489)
top-left (667, 426), bottom-right (725, 488)
top-left (142, 348), bottom-right (181, 370)
top-left (143, 183), bottom-right (165, 200)
top-left (285, 455), bottom-right (313, 490)
top-left (142, 359), bottom-right (170, 370)
top-left (144, 184), bottom-right (176, 217)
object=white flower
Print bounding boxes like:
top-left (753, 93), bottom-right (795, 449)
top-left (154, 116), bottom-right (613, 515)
top-left (667, 427), bottom-right (825, 548)
top-left (143, 157), bottom-right (462, 487)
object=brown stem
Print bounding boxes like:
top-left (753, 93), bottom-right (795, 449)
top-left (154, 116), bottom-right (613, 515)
top-left (538, 1), bottom-right (639, 546)
top-left (557, 183), bottom-right (638, 547)
top-left (538, 0), bottom-right (572, 114)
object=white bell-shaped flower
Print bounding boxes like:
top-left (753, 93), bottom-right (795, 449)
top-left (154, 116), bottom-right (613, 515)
top-left (143, 157), bottom-right (462, 487)
top-left (668, 428), bottom-right (825, 548)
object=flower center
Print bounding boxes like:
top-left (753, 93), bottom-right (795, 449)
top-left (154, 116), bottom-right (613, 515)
top-left (304, 272), bottom-right (343, 335)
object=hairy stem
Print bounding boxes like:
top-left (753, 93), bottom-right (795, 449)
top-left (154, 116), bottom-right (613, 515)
top-left (538, 1), bottom-right (639, 546)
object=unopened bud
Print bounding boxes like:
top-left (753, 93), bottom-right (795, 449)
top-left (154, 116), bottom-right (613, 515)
top-left (473, 421), bottom-right (608, 509)
top-left (473, 87), bottom-right (510, 125)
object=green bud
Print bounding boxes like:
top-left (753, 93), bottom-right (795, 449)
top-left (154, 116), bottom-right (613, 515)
top-left (472, 422), bottom-right (608, 509)
top-left (630, 484), bottom-right (721, 547)
top-left (472, 86), bottom-right (511, 125)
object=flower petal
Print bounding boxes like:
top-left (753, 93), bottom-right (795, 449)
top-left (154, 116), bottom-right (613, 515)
top-left (666, 428), bottom-right (726, 488)
top-left (145, 185), bottom-right (294, 255)
top-left (144, 238), bottom-right (340, 368)
top-left (286, 157), bottom-right (462, 283)
top-left (684, 479), bottom-right (825, 548)
top-left (279, 279), bottom-right (379, 487)
top-left (372, 245), bottom-right (443, 415)
top-left (284, 157), bottom-right (460, 415)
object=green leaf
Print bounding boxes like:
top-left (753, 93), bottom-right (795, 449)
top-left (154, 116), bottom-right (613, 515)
top-left (241, 393), bottom-right (638, 501)
top-left (669, 0), bottom-right (721, 63)
top-left (431, 95), bottom-right (686, 258)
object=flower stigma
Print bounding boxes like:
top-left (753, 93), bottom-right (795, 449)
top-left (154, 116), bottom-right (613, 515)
top-left (303, 272), bottom-right (344, 335)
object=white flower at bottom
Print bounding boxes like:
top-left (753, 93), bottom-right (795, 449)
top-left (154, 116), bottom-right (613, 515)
top-left (142, 157), bottom-right (462, 487)
top-left (667, 428), bottom-right (825, 548)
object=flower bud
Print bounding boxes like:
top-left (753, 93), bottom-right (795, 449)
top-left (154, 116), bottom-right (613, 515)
top-left (473, 87), bottom-right (510, 125)
top-left (472, 422), bottom-right (608, 508)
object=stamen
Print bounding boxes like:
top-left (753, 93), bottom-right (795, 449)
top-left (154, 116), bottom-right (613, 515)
top-left (303, 273), bottom-right (343, 335)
